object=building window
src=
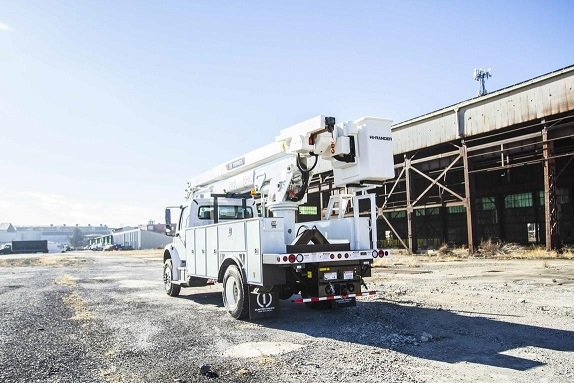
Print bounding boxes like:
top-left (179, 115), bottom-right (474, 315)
top-left (415, 208), bottom-right (438, 216)
top-left (505, 193), bottom-right (532, 208)
top-left (385, 211), bottom-right (406, 219)
top-left (478, 197), bottom-right (496, 211)
top-left (448, 206), bottom-right (465, 214)
top-left (557, 188), bottom-right (570, 204)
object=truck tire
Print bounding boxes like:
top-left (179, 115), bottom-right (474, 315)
top-left (163, 259), bottom-right (181, 297)
top-left (222, 265), bottom-right (249, 319)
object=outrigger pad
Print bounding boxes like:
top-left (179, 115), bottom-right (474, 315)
top-left (248, 287), bottom-right (279, 319)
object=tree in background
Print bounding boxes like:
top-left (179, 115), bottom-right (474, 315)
top-left (70, 228), bottom-right (85, 248)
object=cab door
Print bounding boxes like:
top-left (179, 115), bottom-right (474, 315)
top-left (173, 205), bottom-right (190, 261)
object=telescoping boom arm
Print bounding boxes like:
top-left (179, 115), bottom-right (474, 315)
top-left (185, 115), bottom-right (394, 210)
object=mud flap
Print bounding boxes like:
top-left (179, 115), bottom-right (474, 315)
top-left (248, 287), bottom-right (279, 319)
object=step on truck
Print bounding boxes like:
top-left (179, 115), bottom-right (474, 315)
top-left (163, 115), bottom-right (394, 319)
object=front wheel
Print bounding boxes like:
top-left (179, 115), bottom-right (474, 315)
top-left (222, 265), bottom-right (249, 319)
top-left (163, 259), bottom-right (181, 297)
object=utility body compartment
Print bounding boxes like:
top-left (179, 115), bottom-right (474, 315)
top-left (183, 217), bottom-right (285, 285)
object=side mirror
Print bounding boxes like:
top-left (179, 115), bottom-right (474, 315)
top-left (165, 208), bottom-right (173, 236)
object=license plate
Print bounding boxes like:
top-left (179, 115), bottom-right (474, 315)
top-left (323, 271), bottom-right (337, 280)
top-left (343, 270), bottom-right (354, 280)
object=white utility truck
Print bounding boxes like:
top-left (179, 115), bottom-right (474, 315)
top-left (163, 115), bottom-right (394, 319)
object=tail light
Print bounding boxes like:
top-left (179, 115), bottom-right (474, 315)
top-left (378, 250), bottom-right (385, 258)
top-left (288, 254), bottom-right (296, 263)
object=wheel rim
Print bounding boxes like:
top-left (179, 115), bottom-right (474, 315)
top-left (163, 264), bottom-right (172, 292)
top-left (224, 275), bottom-right (239, 310)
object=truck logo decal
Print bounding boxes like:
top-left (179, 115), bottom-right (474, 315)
top-left (256, 293), bottom-right (273, 308)
top-left (369, 135), bottom-right (392, 141)
top-left (226, 157), bottom-right (245, 170)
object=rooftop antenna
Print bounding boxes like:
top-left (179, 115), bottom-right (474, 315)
top-left (474, 68), bottom-right (492, 96)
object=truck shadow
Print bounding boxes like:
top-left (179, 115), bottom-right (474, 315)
top-left (265, 297), bottom-right (574, 371)
top-left (174, 290), bottom-right (574, 371)
top-left (176, 289), bottom-right (224, 307)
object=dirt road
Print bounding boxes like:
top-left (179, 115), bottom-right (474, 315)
top-left (0, 252), bottom-right (572, 382)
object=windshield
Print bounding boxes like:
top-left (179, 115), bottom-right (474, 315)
top-left (197, 205), bottom-right (254, 220)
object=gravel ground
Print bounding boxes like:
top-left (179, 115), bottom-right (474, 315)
top-left (0, 252), bottom-right (572, 383)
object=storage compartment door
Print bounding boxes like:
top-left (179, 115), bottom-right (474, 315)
top-left (195, 227), bottom-right (207, 276)
top-left (206, 226), bottom-right (218, 278)
top-left (185, 229), bottom-right (196, 274)
top-left (246, 220), bottom-right (262, 285)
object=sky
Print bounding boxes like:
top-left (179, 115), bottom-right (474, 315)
top-left (0, 1), bottom-right (573, 228)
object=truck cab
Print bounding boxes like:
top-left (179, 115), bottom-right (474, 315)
top-left (0, 244), bottom-right (11, 255)
top-left (182, 196), bottom-right (257, 228)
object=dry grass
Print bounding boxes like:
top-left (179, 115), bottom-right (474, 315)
top-left (0, 255), bottom-right (91, 268)
top-left (54, 274), bottom-right (76, 287)
top-left (373, 240), bottom-right (574, 267)
top-left (55, 273), bottom-right (94, 321)
top-left (476, 239), bottom-right (574, 259)
top-left (62, 290), bottom-right (94, 321)
top-left (97, 249), bottom-right (163, 260)
top-left (406, 256), bottom-right (420, 268)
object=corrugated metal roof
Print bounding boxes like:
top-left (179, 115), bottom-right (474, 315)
top-left (392, 65), bottom-right (574, 155)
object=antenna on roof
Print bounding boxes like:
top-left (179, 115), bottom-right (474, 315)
top-left (474, 68), bottom-right (492, 96)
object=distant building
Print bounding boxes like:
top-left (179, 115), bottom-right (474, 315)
top-left (0, 223), bottom-right (17, 244)
top-left (142, 220), bottom-right (168, 234)
top-left (89, 227), bottom-right (171, 250)
top-left (0, 223), bottom-right (112, 246)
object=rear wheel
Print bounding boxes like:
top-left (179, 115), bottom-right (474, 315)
top-left (163, 259), bottom-right (181, 297)
top-left (222, 265), bottom-right (249, 319)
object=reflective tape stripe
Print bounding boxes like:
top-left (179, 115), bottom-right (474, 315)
top-left (292, 291), bottom-right (376, 303)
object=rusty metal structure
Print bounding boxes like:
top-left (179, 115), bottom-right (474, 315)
top-left (304, 65), bottom-right (574, 253)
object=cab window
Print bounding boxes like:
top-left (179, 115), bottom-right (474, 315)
top-left (197, 205), bottom-right (253, 220)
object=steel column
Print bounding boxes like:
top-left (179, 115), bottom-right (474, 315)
top-left (405, 156), bottom-right (415, 253)
top-left (461, 142), bottom-right (475, 253)
top-left (543, 123), bottom-right (561, 250)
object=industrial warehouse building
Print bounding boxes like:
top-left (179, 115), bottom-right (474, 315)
top-left (303, 65), bottom-right (574, 253)
top-left (89, 227), bottom-right (171, 250)
top-left (1, 223), bottom-right (170, 251)
top-left (0, 223), bottom-right (111, 246)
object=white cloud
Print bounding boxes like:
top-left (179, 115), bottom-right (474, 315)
top-left (0, 22), bottom-right (13, 32)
